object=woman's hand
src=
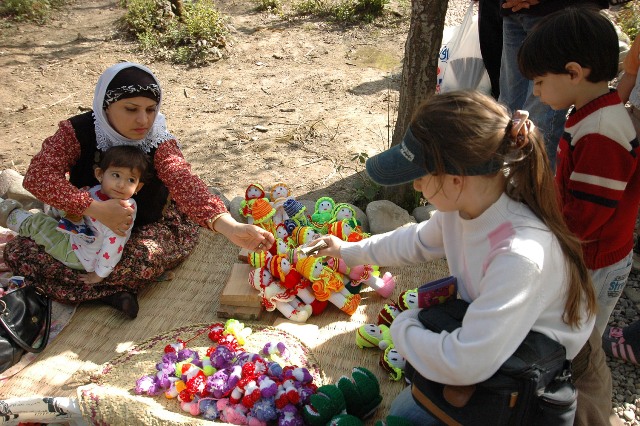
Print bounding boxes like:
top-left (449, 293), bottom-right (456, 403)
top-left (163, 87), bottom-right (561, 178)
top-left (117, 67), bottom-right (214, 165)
top-left (79, 271), bottom-right (104, 284)
top-left (84, 198), bottom-right (135, 237)
top-left (312, 234), bottom-right (344, 259)
top-left (213, 214), bottom-right (275, 252)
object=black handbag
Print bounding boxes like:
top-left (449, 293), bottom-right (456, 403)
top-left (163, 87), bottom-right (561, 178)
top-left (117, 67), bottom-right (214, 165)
top-left (0, 285), bottom-right (52, 373)
top-left (407, 299), bottom-right (577, 426)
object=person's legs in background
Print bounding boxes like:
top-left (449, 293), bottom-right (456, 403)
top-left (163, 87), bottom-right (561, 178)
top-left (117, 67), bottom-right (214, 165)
top-left (478, 0), bottom-right (503, 100)
top-left (572, 326), bottom-right (624, 426)
top-left (499, 13), bottom-right (568, 168)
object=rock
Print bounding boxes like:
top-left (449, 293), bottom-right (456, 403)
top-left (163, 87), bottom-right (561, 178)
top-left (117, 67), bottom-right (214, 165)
top-left (349, 203), bottom-right (369, 234)
top-left (623, 409), bottom-right (635, 421)
top-left (0, 169), bottom-right (23, 198)
top-left (229, 196), bottom-right (245, 223)
top-left (0, 169), bottom-right (42, 210)
top-left (300, 199), bottom-right (316, 216)
top-left (623, 286), bottom-right (640, 307)
top-left (366, 200), bottom-right (416, 234)
top-left (412, 204), bottom-right (437, 223)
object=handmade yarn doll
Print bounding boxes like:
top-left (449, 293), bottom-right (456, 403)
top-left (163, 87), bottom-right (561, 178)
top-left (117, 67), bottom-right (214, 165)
top-left (311, 197), bottom-right (335, 234)
top-left (269, 182), bottom-right (292, 225)
top-left (295, 256), bottom-right (360, 315)
top-left (328, 219), bottom-right (368, 243)
top-left (356, 323), bottom-right (393, 350)
top-left (239, 183), bottom-right (267, 224)
top-left (380, 346), bottom-right (406, 381)
top-left (325, 256), bottom-right (395, 298)
top-left (249, 266), bottom-right (312, 323)
top-left (290, 226), bottom-right (320, 248)
top-left (275, 223), bottom-right (290, 242)
top-left (249, 198), bottom-right (277, 236)
top-left (354, 323), bottom-right (406, 381)
top-left (377, 303), bottom-right (401, 327)
top-left (331, 202), bottom-right (358, 224)
top-left (282, 198), bottom-right (311, 234)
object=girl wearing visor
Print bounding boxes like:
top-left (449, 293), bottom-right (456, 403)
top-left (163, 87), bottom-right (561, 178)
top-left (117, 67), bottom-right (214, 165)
top-left (312, 91), bottom-right (612, 424)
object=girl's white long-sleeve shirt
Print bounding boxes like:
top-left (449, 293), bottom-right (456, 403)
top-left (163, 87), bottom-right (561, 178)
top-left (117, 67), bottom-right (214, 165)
top-left (340, 193), bottom-right (594, 386)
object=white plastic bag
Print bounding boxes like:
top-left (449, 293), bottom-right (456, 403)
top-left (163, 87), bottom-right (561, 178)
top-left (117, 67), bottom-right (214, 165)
top-left (436, 1), bottom-right (491, 94)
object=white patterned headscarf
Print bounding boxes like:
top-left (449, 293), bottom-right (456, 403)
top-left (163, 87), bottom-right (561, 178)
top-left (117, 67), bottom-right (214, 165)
top-left (93, 62), bottom-right (175, 153)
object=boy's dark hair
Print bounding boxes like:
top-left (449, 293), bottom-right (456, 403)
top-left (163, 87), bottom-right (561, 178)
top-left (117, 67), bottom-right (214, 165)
top-left (518, 7), bottom-right (618, 83)
top-left (99, 146), bottom-right (150, 181)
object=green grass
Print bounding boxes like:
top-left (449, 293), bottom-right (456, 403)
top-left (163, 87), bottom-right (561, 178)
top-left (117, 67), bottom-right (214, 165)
top-left (119, 0), bottom-right (228, 66)
top-left (254, 0), bottom-right (390, 23)
top-left (0, 0), bottom-right (68, 24)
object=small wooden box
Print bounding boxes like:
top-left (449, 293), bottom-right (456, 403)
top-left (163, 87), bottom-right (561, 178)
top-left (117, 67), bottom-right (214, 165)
top-left (217, 304), bottom-right (262, 321)
top-left (219, 263), bottom-right (262, 308)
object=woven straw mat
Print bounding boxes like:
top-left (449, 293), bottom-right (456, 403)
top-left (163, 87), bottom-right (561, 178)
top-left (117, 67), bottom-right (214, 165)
top-left (1, 228), bottom-right (451, 425)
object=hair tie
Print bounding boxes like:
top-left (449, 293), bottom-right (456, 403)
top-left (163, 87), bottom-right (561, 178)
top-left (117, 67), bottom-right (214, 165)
top-left (509, 110), bottom-right (534, 149)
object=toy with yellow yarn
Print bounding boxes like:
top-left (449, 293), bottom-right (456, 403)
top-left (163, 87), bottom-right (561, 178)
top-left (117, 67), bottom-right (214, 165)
top-left (249, 198), bottom-right (277, 236)
top-left (282, 198), bottom-right (311, 234)
top-left (310, 196), bottom-right (335, 234)
top-left (295, 256), bottom-right (360, 315)
top-left (239, 183), bottom-right (267, 223)
top-left (354, 323), bottom-right (406, 381)
top-left (269, 182), bottom-right (292, 225)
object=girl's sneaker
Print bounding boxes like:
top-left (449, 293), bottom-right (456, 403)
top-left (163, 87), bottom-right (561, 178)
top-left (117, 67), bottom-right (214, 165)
top-left (602, 325), bottom-right (639, 365)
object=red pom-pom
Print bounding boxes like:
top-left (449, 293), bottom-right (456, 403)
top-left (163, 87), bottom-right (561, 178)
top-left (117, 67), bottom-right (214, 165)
top-left (178, 389), bottom-right (194, 402)
top-left (164, 339), bottom-right (185, 353)
top-left (207, 324), bottom-right (225, 342)
top-left (186, 372), bottom-right (207, 395)
top-left (241, 362), bottom-right (255, 378)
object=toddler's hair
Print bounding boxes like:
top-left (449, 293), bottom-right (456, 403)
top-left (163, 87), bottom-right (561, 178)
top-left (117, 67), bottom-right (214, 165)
top-left (99, 145), bottom-right (150, 181)
top-left (517, 7), bottom-right (618, 83)
top-left (410, 91), bottom-right (596, 327)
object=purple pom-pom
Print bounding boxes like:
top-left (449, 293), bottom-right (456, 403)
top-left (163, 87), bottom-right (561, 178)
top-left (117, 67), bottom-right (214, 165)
top-left (210, 345), bottom-right (235, 369)
top-left (258, 375), bottom-right (278, 398)
top-left (199, 398), bottom-right (220, 420)
top-left (278, 403), bottom-right (304, 426)
top-left (177, 348), bottom-right (199, 361)
top-left (267, 362), bottom-right (283, 380)
top-left (135, 375), bottom-right (159, 395)
top-left (251, 396), bottom-right (278, 422)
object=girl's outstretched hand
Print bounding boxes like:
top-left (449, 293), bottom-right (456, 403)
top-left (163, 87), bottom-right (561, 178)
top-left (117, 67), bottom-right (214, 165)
top-left (312, 234), bottom-right (344, 259)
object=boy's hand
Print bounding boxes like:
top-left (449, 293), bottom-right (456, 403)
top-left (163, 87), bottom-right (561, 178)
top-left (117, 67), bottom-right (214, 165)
top-left (79, 271), bottom-right (104, 284)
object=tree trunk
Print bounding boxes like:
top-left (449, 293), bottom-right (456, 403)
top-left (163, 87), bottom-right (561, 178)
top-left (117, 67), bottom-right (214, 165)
top-left (380, 0), bottom-right (449, 207)
top-left (169, 0), bottom-right (184, 19)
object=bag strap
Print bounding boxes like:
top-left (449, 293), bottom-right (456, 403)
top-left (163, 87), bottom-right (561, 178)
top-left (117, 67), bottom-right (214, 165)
top-left (0, 291), bottom-right (52, 354)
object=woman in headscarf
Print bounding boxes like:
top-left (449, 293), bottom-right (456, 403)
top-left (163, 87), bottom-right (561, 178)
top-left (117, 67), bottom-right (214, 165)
top-left (3, 62), bottom-right (274, 318)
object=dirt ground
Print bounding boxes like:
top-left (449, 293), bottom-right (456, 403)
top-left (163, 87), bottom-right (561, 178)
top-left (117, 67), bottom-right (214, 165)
top-left (0, 0), bottom-right (469, 204)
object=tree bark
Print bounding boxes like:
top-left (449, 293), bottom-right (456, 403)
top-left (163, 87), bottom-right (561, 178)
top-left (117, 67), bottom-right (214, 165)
top-left (169, 0), bottom-right (184, 19)
top-left (380, 0), bottom-right (449, 207)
